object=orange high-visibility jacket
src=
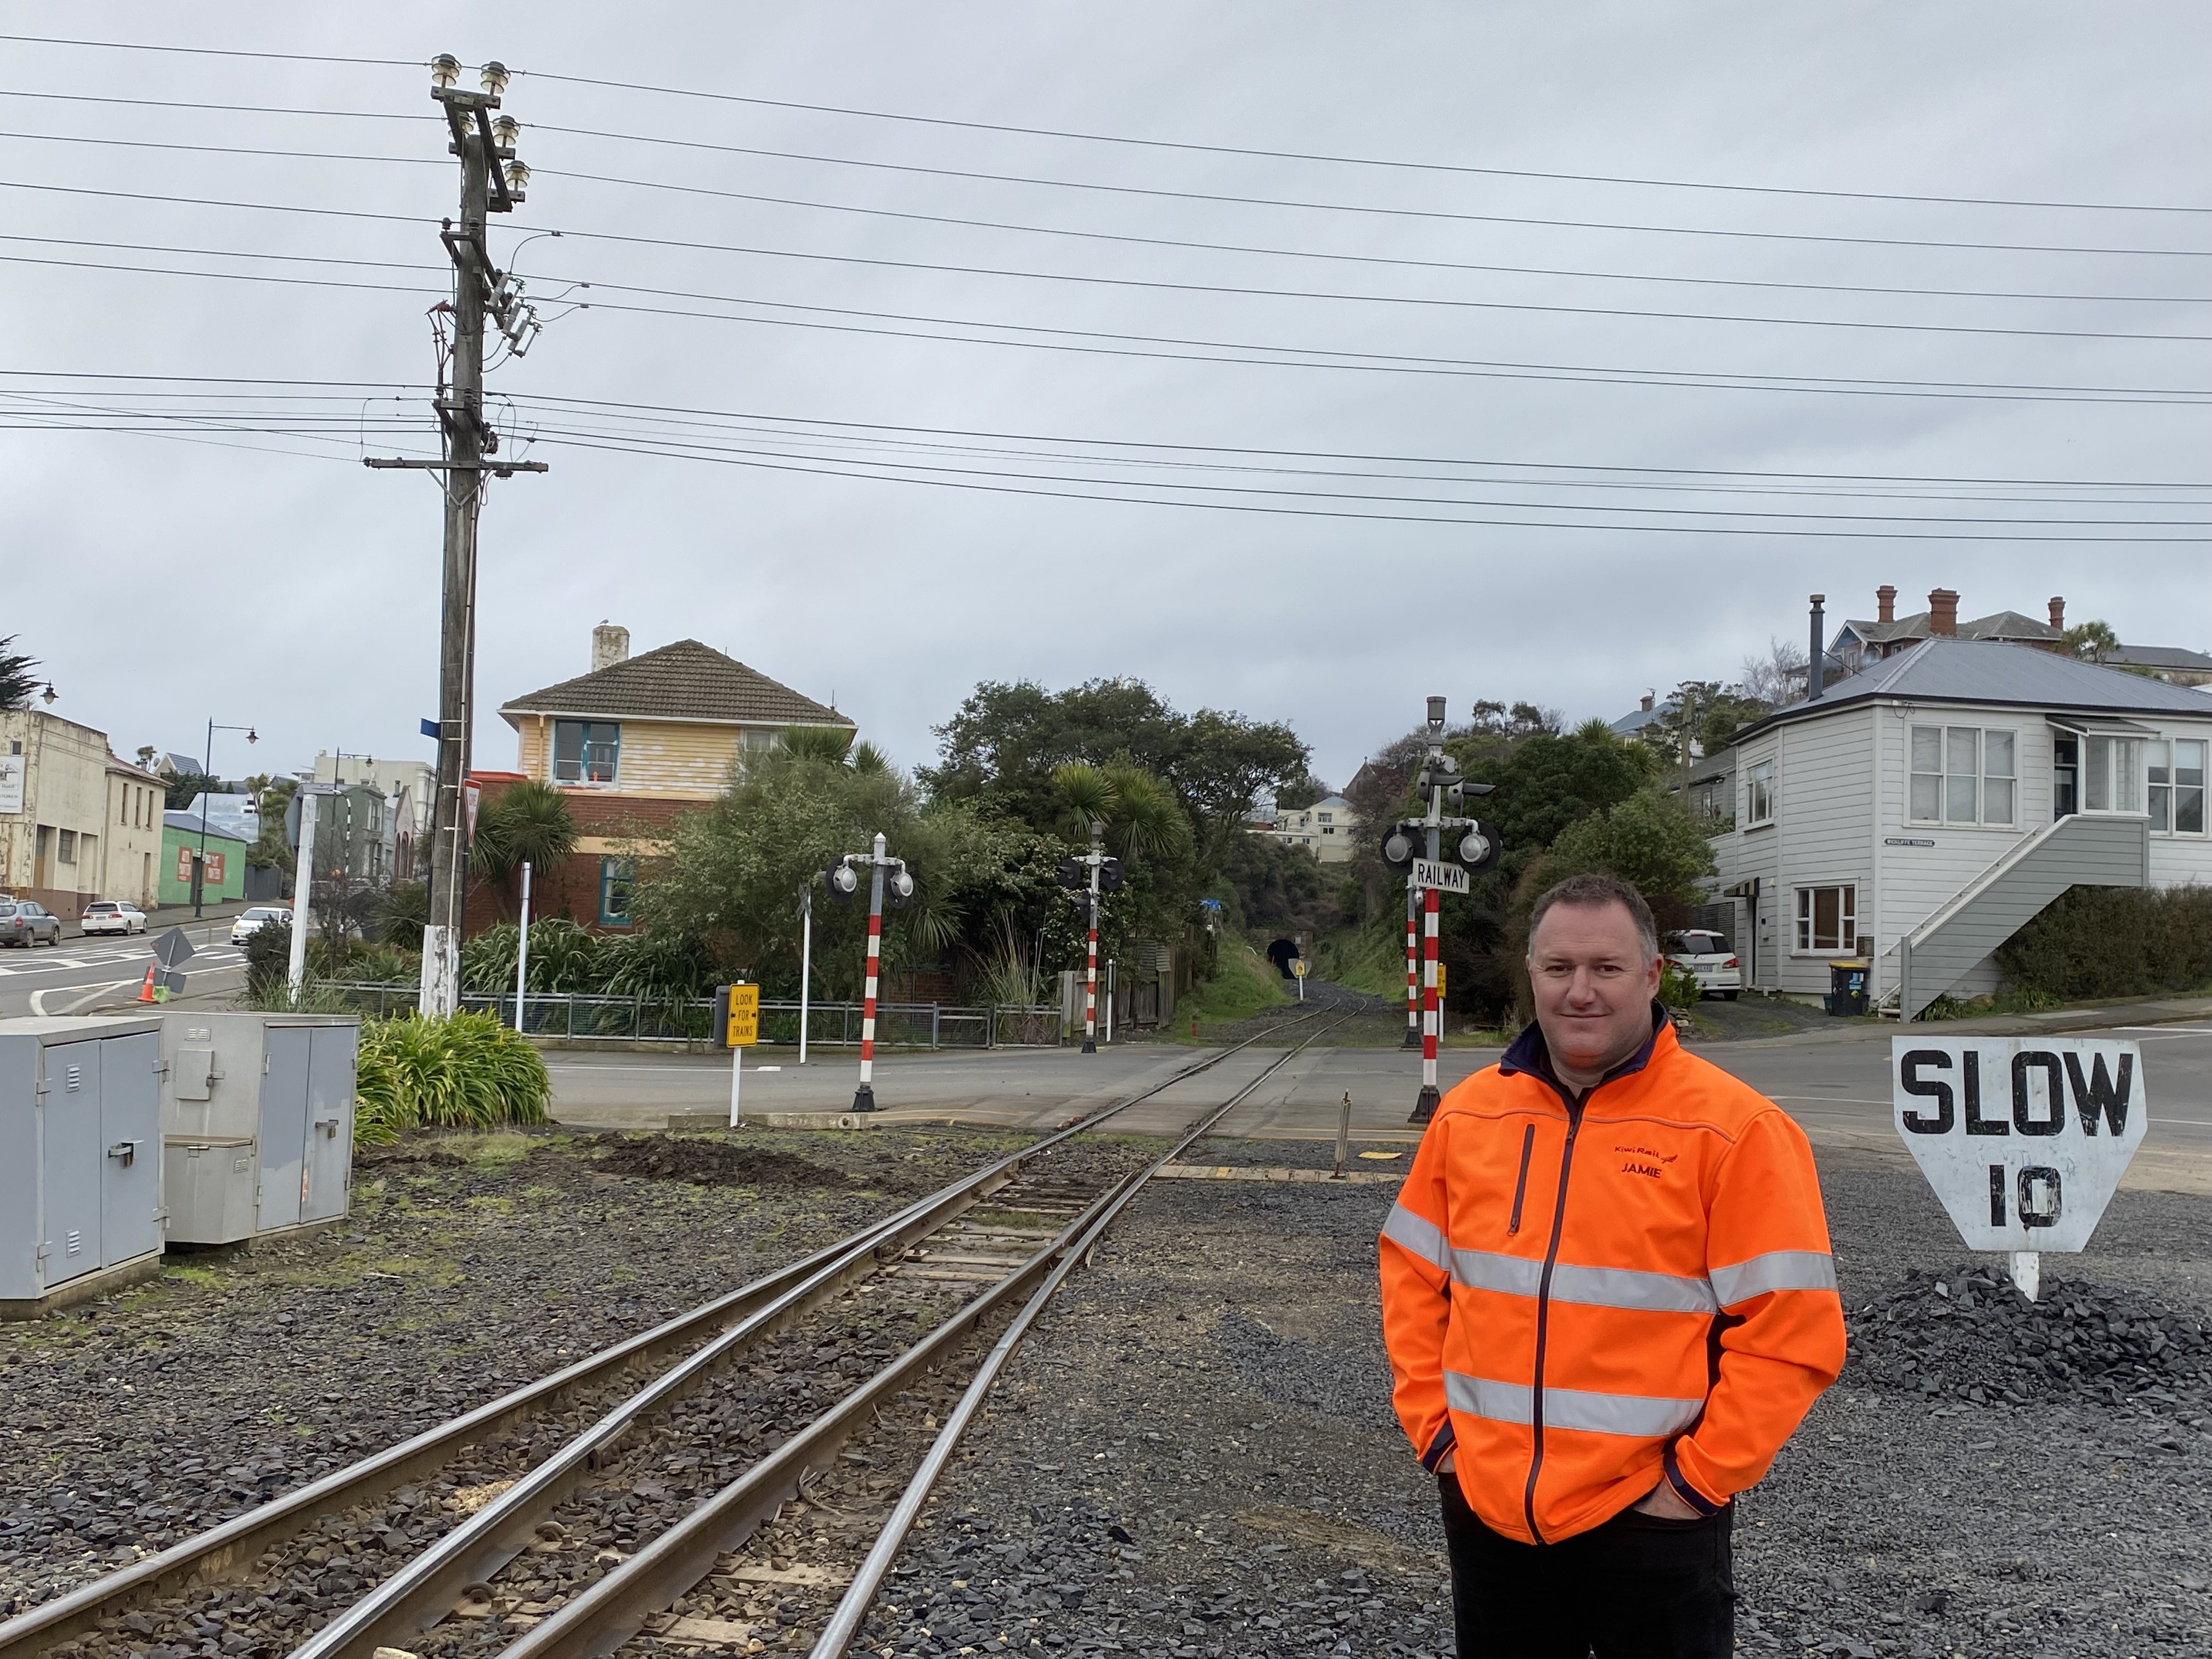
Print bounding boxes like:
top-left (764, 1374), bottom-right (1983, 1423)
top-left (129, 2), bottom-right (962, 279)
top-left (1380, 1010), bottom-right (1844, 1544)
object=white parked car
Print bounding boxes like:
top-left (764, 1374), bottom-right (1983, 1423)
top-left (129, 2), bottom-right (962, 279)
top-left (1664, 929), bottom-right (1742, 1000)
top-left (230, 905), bottom-right (292, 945)
top-left (80, 900), bottom-right (148, 936)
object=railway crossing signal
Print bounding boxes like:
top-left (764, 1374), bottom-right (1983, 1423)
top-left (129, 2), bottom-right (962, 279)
top-left (1057, 826), bottom-right (1122, 1053)
top-left (1391, 696), bottom-right (1502, 1127)
top-left (828, 833), bottom-right (911, 1112)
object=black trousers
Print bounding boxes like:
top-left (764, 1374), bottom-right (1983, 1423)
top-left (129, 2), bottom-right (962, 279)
top-left (1437, 1472), bottom-right (1734, 1658)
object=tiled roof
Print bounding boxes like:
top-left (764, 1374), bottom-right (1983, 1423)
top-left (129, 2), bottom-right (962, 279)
top-left (1839, 610), bottom-right (2060, 645)
top-left (500, 640), bottom-right (853, 729)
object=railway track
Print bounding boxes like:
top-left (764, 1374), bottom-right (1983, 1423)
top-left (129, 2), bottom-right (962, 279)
top-left (2, 1008), bottom-right (1351, 1659)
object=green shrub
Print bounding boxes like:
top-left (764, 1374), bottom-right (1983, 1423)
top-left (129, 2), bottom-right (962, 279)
top-left (353, 1011), bottom-right (550, 1147)
top-left (1996, 884), bottom-right (2212, 1002)
top-left (1656, 961), bottom-right (1703, 1011)
top-left (242, 916), bottom-right (292, 997)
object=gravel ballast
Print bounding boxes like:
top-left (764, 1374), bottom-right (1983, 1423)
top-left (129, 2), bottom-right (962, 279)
top-left (862, 1139), bottom-right (2212, 1659)
top-left (5, 1121), bottom-right (2209, 1659)
top-left (0, 1125), bottom-right (1056, 1617)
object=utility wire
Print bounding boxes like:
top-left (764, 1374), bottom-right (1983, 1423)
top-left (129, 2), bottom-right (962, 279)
top-left (13, 371), bottom-right (2207, 489)
top-left (513, 431), bottom-right (2212, 541)
top-left (514, 69), bottom-right (2212, 219)
top-left (4, 31), bottom-right (2205, 218)
top-left (9, 237), bottom-right (2209, 402)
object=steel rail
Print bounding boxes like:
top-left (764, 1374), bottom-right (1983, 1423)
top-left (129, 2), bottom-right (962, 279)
top-left (503, 1014), bottom-right (1355, 1659)
top-left (806, 1014), bottom-right (1354, 1657)
top-left (0, 1009), bottom-right (1328, 1658)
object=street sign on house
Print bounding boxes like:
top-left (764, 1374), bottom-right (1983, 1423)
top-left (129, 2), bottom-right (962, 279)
top-left (1891, 1035), bottom-right (2146, 1299)
top-left (1411, 857), bottom-right (1470, 894)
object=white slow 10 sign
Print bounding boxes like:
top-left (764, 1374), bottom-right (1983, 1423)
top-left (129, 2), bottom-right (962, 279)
top-left (1891, 1036), bottom-right (2145, 1254)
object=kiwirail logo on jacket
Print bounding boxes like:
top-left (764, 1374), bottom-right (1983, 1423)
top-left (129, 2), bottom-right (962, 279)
top-left (1379, 1009), bottom-right (1846, 1544)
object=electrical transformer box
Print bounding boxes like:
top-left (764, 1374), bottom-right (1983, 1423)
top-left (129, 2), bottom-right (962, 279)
top-left (160, 1014), bottom-right (359, 1245)
top-left (0, 1015), bottom-right (166, 1316)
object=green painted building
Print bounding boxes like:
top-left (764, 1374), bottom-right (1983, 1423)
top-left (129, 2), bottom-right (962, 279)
top-left (159, 812), bottom-right (250, 906)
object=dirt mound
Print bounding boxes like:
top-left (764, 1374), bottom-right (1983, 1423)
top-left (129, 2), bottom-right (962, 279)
top-left (1846, 1265), bottom-right (2212, 1408)
top-left (590, 1135), bottom-right (866, 1190)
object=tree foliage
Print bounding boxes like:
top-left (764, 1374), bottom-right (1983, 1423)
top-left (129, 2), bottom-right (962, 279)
top-left (471, 779), bottom-right (579, 884)
top-left (0, 635), bottom-right (41, 712)
top-left (922, 677), bottom-right (1307, 860)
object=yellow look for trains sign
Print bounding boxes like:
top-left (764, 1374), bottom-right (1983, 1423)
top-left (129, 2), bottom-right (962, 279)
top-left (725, 984), bottom-right (760, 1048)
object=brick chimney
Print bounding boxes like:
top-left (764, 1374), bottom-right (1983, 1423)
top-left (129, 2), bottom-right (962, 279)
top-left (2049, 595), bottom-right (2066, 631)
top-left (1928, 589), bottom-right (1960, 637)
top-left (1876, 584), bottom-right (1897, 624)
top-left (591, 622), bottom-right (631, 672)
top-left (1640, 691), bottom-right (1655, 712)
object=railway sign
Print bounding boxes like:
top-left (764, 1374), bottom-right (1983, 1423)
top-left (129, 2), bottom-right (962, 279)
top-left (721, 984), bottom-right (760, 1048)
top-left (1892, 1036), bottom-right (2146, 1297)
top-left (1411, 857), bottom-right (1470, 895)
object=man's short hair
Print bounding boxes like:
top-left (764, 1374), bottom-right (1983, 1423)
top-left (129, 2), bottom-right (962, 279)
top-left (1528, 872), bottom-right (1658, 963)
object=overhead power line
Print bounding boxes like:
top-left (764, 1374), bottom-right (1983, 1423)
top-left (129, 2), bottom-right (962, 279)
top-left (13, 371), bottom-right (2207, 489)
top-left (10, 237), bottom-right (2208, 404)
top-left (3, 30), bottom-right (2206, 218)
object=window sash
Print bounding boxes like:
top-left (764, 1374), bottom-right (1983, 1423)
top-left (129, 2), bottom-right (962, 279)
top-left (1909, 724), bottom-right (2018, 826)
top-left (599, 856), bottom-right (634, 923)
top-left (555, 721), bottom-right (620, 785)
top-left (2084, 736), bottom-right (2143, 814)
top-left (1793, 885), bottom-right (1856, 953)
top-left (1746, 761), bottom-right (1773, 825)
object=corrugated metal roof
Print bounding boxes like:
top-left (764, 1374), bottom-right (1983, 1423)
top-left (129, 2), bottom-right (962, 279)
top-left (2109, 644), bottom-right (2212, 671)
top-left (1742, 637), bottom-right (2212, 740)
top-left (500, 639), bottom-right (854, 729)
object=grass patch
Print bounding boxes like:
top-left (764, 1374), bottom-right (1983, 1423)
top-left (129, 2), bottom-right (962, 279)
top-left (162, 1263), bottom-right (229, 1290)
top-left (967, 1207), bottom-right (1057, 1229)
top-left (1313, 927), bottom-right (1407, 998)
top-left (1180, 938), bottom-right (1293, 1026)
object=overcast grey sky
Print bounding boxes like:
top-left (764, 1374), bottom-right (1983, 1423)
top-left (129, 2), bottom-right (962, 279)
top-left (5, 3), bottom-right (2208, 791)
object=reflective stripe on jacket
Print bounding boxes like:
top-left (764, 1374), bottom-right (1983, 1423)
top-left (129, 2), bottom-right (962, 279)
top-left (1379, 1009), bottom-right (1844, 1544)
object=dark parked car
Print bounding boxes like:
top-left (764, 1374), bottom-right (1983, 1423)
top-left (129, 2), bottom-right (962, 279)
top-left (0, 900), bottom-right (62, 947)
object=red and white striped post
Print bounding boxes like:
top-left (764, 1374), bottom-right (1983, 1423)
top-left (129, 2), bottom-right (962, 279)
top-left (1082, 821), bottom-right (1102, 1054)
top-left (1417, 883), bottom-right (1442, 1115)
top-left (1402, 881), bottom-right (1422, 1048)
top-left (854, 832), bottom-right (887, 1112)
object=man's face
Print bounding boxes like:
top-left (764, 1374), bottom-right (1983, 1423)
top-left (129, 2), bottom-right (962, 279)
top-left (1527, 899), bottom-right (1663, 1081)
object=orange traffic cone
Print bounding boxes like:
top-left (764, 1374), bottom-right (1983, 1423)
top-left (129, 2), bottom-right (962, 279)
top-left (136, 963), bottom-right (157, 1003)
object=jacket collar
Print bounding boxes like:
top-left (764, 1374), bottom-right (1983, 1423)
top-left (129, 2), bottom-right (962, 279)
top-left (1499, 1001), bottom-right (1672, 1104)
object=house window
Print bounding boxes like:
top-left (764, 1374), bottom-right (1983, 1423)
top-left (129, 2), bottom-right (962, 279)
top-left (1745, 760), bottom-right (1774, 826)
top-left (1317, 811), bottom-right (1333, 823)
top-left (2149, 739), bottom-right (2207, 834)
top-left (57, 830), bottom-right (76, 864)
top-left (599, 856), bottom-right (634, 924)
top-left (1795, 885), bottom-right (1857, 953)
top-left (1909, 726), bottom-right (2016, 827)
top-left (2082, 735), bottom-right (2144, 814)
top-left (554, 720), bottom-right (620, 784)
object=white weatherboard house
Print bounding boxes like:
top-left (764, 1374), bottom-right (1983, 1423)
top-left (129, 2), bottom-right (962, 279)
top-left (1705, 638), bottom-right (2212, 1018)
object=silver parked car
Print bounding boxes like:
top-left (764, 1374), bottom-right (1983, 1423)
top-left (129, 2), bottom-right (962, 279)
top-left (80, 900), bottom-right (149, 936)
top-left (0, 899), bottom-right (63, 947)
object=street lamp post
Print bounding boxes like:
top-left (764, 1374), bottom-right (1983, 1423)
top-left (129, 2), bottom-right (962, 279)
top-left (194, 719), bottom-right (257, 919)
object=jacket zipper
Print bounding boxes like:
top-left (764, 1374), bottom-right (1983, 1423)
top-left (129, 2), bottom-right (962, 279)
top-left (1521, 1097), bottom-right (1584, 1544)
top-left (1505, 1124), bottom-right (1536, 1234)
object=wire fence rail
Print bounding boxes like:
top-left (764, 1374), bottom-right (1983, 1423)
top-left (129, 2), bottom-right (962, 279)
top-left (318, 983), bottom-right (1066, 1048)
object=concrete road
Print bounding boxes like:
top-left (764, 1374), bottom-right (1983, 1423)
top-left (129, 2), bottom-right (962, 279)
top-left (0, 921), bottom-right (247, 1018)
top-left (546, 1017), bottom-right (2212, 1192)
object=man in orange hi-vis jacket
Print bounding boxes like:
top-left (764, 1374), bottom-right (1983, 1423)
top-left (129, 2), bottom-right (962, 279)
top-left (1380, 872), bottom-right (1844, 1657)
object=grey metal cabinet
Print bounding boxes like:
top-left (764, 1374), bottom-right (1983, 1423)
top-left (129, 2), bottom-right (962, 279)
top-left (160, 1014), bottom-right (358, 1245)
top-left (0, 1016), bottom-right (166, 1316)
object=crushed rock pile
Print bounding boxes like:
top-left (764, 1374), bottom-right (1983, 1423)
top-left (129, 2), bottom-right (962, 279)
top-left (588, 1135), bottom-right (908, 1191)
top-left (1844, 1266), bottom-right (2212, 1409)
